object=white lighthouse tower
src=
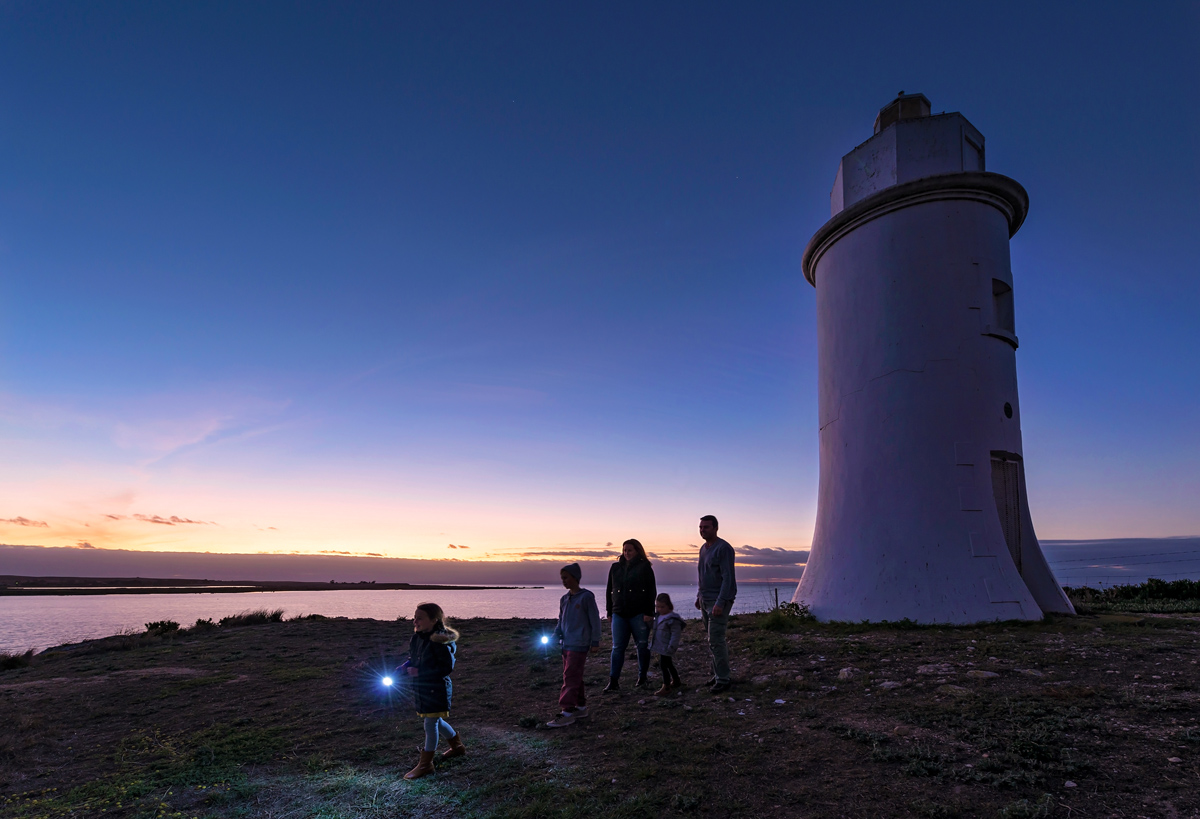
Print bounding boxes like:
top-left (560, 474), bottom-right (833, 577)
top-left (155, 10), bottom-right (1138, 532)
top-left (793, 94), bottom-right (1073, 623)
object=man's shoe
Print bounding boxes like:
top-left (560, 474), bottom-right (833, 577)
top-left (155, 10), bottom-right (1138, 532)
top-left (601, 677), bottom-right (620, 693)
top-left (545, 712), bottom-right (576, 728)
top-left (634, 675), bottom-right (648, 688)
top-left (653, 684), bottom-right (672, 696)
top-left (709, 681), bottom-right (732, 694)
top-left (571, 705), bottom-right (589, 718)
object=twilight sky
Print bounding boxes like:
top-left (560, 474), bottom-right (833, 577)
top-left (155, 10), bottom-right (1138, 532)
top-left (1, 2), bottom-right (1198, 571)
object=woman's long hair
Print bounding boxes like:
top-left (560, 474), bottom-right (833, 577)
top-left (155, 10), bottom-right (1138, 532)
top-left (415, 602), bottom-right (460, 640)
top-left (622, 538), bottom-right (650, 564)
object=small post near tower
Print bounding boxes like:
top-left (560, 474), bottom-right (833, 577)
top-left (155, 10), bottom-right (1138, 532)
top-left (793, 93), bottom-right (1073, 623)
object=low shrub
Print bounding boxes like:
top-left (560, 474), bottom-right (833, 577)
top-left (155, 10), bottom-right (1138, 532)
top-left (759, 601), bottom-right (814, 632)
top-left (0, 649), bottom-right (34, 671)
top-left (190, 618), bottom-right (217, 632)
top-left (218, 609), bottom-right (285, 628)
top-left (1066, 578), bottom-right (1200, 613)
top-left (145, 620), bottom-right (180, 635)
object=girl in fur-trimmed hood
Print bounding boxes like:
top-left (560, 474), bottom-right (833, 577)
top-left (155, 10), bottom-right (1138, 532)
top-left (649, 593), bottom-right (686, 695)
top-left (400, 603), bottom-right (464, 780)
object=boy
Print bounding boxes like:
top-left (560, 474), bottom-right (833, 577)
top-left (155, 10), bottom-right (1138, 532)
top-left (547, 562), bottom-right (601, 728)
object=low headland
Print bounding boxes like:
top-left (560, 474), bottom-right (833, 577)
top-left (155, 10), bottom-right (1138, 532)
top-left (3, 582), bottom-right (1200, 818)
top-left (0, 576), bottom-right (538, 596)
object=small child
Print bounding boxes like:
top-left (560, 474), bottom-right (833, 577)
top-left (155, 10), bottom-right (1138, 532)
top-left (546, 562), bottom-right (601, 728)
top-left (649, 592), bottom-right (685, 695)
top-left (400, 602), bottom-right (465, 780)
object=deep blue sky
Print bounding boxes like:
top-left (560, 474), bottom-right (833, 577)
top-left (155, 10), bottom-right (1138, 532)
top-left (1, 2), bottom-right (1197, 564)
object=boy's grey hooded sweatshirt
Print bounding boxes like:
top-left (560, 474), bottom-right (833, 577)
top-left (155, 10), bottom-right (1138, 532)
top-left (649, 611), bottom-right (685, 656)
top-left (553, 588), bottom-right (602, 652)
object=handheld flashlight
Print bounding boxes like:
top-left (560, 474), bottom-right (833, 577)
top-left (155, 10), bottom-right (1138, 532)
top-left (540, 635), bottom-right (549, 645)
top-left (382, 676), bottom-right (394, 687)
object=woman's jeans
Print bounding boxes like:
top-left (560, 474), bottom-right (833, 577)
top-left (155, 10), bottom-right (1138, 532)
top-left (609, 614), bottom-right (650, 679)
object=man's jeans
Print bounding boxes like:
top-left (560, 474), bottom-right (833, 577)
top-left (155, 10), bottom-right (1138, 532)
top-left (609, 614), bottom-right (650, 679)
top-left (701, 602), bottom-right (731, 684)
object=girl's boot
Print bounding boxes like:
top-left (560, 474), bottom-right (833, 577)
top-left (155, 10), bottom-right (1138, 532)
top-left (404, 750), bottom-right (436, 780)
top-left (442, 733), bottom-right (467, 759)
top-left (602, 676), bottom-right (620, 693)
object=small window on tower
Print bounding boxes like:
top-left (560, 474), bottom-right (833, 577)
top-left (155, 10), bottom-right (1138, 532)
top-left (992, 279), bottom-right (1015, 335)
top-left (964, 134), bottom-right (984, 172)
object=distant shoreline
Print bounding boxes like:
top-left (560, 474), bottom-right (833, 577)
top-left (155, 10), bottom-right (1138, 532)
top-left (0, 576), bottom-right (542, 596)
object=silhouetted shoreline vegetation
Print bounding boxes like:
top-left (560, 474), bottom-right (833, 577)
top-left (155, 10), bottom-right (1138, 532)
top-left (1066, 578), bottom-right (1200, 613)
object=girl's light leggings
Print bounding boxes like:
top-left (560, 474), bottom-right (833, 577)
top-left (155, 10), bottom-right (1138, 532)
top-left (423, 717), bottom-right (456, 752)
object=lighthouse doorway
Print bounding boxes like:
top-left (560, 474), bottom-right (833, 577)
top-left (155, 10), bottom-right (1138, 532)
top-left (991, 452), bottom-right (1023, 574)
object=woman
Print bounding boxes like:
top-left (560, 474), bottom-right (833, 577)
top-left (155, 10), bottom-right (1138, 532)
top-left (603, 538), bottom-right (657, 691)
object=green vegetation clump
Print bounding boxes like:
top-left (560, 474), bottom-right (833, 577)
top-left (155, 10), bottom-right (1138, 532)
top-left (145, 620), bottom-right (181, 635)
top-left (0, 649), bottom-right (33, 671)
top-left (759, 601), bottom-right (815, 632)
top-left (218, 609), bottom-right (285, 628)
top-left (998, 793), bottom-right (1055, 818)
top-left (1066, 578), bottom-right (1200, 613)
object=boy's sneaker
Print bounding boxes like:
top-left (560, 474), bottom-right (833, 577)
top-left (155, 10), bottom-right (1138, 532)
top-left (571, 705), bottom-right (589, 718)
top-left (545, 712), bottom-right (576, 728)
top-left (709, 681), bottom-right (732, 694)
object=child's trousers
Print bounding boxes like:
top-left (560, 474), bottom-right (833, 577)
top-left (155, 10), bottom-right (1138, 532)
top-left (659, 654), bottom-right (681, 686)
top-left (423, 716), bottom-right (456, 752)
top-left (559, 649), bottom-right (588, 712)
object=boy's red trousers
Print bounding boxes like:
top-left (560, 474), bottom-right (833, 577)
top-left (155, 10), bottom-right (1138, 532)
top-left (559, 649), bottom-right (588, 711)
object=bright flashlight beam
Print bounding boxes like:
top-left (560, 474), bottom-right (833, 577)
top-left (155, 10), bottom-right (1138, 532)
top-left (540, 636), bottom-right (549, 645)
top-left (382, 676), bottom-right (394, 687)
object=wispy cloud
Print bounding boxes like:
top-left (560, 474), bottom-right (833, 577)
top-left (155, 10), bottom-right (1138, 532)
top-left (131, 514), bottom-right (216, 526)
top-left (0, 517), bottom-right (49, 527)
top-left (447, 544), bottom-right (471, 549)
top-left (0, 389), bottom-right (291, 468)
top-left (508, 549), bottom-right (622, 560)
top-left (735, 545), bottom-right (809, 566)
top-left (74, 541), bottom-right (96, 549)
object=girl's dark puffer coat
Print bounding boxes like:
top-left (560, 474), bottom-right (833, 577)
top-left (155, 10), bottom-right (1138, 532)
top-left (606, 556), bottom-right (657, 618)
top-left (405, 628), bottom-right (457, 714)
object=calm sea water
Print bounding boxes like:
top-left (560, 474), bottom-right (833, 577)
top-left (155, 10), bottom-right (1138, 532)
top-left (0, 583), bottom-right (798, 654)
top-left (9, 541), bottom-right (1198, 654)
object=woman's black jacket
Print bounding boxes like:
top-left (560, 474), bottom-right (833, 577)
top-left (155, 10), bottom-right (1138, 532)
top-left (405, 628), bottom-right (457, 714)
top-left (606, 556), bottom-right (657, 618)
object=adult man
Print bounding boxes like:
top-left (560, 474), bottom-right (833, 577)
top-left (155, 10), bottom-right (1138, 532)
top-left (694, 514), bottom-right (736, 692)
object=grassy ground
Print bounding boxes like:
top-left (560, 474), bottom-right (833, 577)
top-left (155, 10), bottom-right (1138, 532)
top-left (2, 610), bottom-right (1199, 819)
